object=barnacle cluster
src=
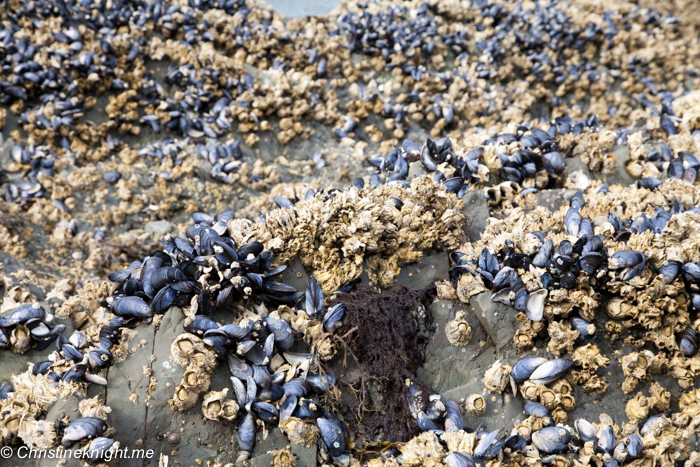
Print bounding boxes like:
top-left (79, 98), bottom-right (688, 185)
top-left (4, 0), bottom-right (700, 464)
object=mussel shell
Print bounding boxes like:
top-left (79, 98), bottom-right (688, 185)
top-left (474, 429), bottom-right (500, 458)
top-left (575, 418), bottom-right (598, 443)
top-left (280, 394), bottom-right (298, 421)
top-left (184, 316), bottom-right (219, 337)
top-left (525, 289), bottom-right (547, 322)
top-left (528, 359), bottom-right (573, 385)
top-left (511, 357), bottom-right (548, 384)
top-left (62, 417), bottom-right (108, 445)
top-left (236, 413), bottom-right (256, 452)
top-left (444, 400), bottom-right (463, 432)
top-left (625, 434), bottom-right (643, 459)
top-left (597, 424), bottom-right (616, 454)
top-left (609, 250), bottom-right (643, 270)
top-left (283, 378), bottom-right (312, 398)
top-left (532, 426), bottom-right (570, 454)
top-left (446, 452), bottom-right (476, 467)
top-left (111, 296), bottom-right (153, 319)
top-left (251, 401), bottom-right (279, 424)
top-left (417, 411), bottom-right (443, 434)
top-left (323, 303), bottom-right (345, 332)
top-left (524, 400), bottom-right (552, 422)
top-left (318, 417), bottom-right (347, 458)
top-left (0, 304), bottom-right (46, 328)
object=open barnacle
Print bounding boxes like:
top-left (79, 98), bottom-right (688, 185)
top-left (464, 394), bottom-right (486, 417)
top-left (445, 310), bottom-right (473, 346)
top-left (170, 333), bottom-right (217, 372)
top-left (169, 384), bottom-right (200, 412)
top-left (181, 367), bottom-right (212, 394)
top-left (201, 388), bottom-right (239, 421)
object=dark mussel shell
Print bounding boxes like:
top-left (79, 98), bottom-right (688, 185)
top-left (61, 417), bottom-right (108, 446)
top-left (679, 326), bottom-right (698, 358)
top-left (110, 296), bottom-right (153, 319)
top-left (444, 400), bottom-right (463, 432)
top-left (318, 416), bottom-right (347, 458)
top-left (446, 452), bottom-right (476, 467)
top-left (511, 356), bottom-right (548, 384)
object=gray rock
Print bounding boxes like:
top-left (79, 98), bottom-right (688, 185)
top-left (468, 292), bottom-right (519, 352)
top-left (144, 221), bottom-right (173, 236)
top-left (535, 188), bottom-right (578, 212)
top-left (462, 190), bottom-right (489, 241)
top-left (601, 145), bottom-right (635, 187)
top-left (396, 253), bottom-right (449, 291)
top-left (277, 258), bottom-right (310, 295)
top-left (407, 161), bottom-right (428, 179)
top-left (144, 306), bottom-right (236, 467)
top-left (105, 321), bottom-right (155, 467)
top-left (246, 427), bottom-right (317, 467)
top-left (419, 300), bottom-right (511, 431)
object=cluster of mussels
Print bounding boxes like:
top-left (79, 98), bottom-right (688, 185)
top-left (94, 211), bottom-right (356, 462)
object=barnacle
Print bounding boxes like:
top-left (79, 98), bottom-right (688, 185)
top-left (170, 333), bottom-right (217, 372)
top-left (201, 388), bottom-right (239, 422)
top-left (279, 417), bottom-right (320, 445)
top-left (483, 360), bottom-right (512, 393)
top-left (464, 394), bottom-right (486, 417)
top-left (400, 432), bottom-right (445, 467)
top-left (445, 310), bottom-right (473, 346)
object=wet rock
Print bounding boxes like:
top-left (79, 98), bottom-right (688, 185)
top-left (408, 161), bottom-right (428, 179)
top-left (604, 145), bottom-right (635, 187)
top-left (278, 258), bottom-right (311, 294)
top-left (535, 189), bottom-right (578, 212)
top-left (105, 320), bottom-right (155, 467)
top-left (462, 190), bottom-right (489, 241)
top-left (144, 306), bottom-right (236, 467)
top-left (468, 292), bottom-right (519, 352)
top-left (419, 300), bottom-right (507, 431)
top-left (144, 221), bottom-right (173, 236)
top-left (396, 253), bottom-right (449, 290)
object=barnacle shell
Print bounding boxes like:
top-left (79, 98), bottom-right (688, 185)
top-left (400, 431), bottom-right (445, 467)
top-left (440, 430), bottom-right (477, 453)
top-left (546, 321), bottom-right (579, 357)
top-left (79, 397), bottom-right (112, 420)
top-left (483, 360), bottom-right (512, 393)
top-left (169, 384), bottom-right (199, 412)
top-left (271, 449), bottom-right (297, 467)
top-left (279, 417), bottom-right (320, 445)
top-left (10, 325), bottom-right (32, 354)
top-left (201, 388), bottom-right (239, 421)
top-left (170, 333), bottom-right (217, 372)
top-left (464, 394), bottom-right (486, 417)
top-left (182, 367), bottom-right (212, 393)
top-left (17, 419), bottom-right (55, 450)
top-left (626, 393), bottom-right (650, 421)
top-left (445, 311), bottom-right (473, 346)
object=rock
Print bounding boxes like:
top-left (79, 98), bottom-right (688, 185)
top-left (144, 306), bottom-right (236, 467)
top-left (144, 221), bottom-right (173, 236)
top-left (396, 253), bottom-right (449, 290)
top-left (419, 301), bottom-right (509, 432)
top-left (38, 395), bottom-right (86, 467)
top-left (408, 161), bottom-right (428, 179)
top-left (105, 321), bottom-right (155, 467)
top-left (278, 258), bottom-right (311, 294)
top-left (602, 145), bottom-right (635, 187)
top-left (535, 188), bottom-right (577, 212)
top-left (462, 190), bottom-right (489, 241)
top-left (468, 292), bottom-right (519, 352)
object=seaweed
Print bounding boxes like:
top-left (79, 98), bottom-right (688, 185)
top-left (329, 283), bottom-right (436, 443)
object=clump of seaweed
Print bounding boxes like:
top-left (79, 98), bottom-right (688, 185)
top-left (330, 283), bottom-right (436, 442)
